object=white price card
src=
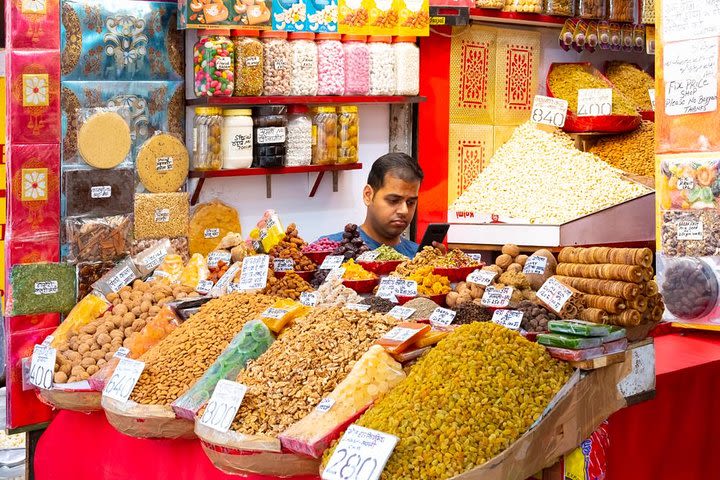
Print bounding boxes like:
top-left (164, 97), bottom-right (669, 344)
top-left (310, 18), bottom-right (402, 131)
top-left (466, 269), bottom-right (496, 287)
top-left (325, 267), bottom-right (346, 283)
top-left (142, 247), bottom-right (168, 271)
top-left (677, 218), bottom-right (704, 240)
top-left (492, 310), bottom-right (523, 331)
top-left (196, 279), bottom-right (214, 295)
top-left (113, 347), bottom-right (130, 359)
top-left (661, 0), bottom-right (720, 43)
top-left (315, 397), bottom-right (335, 413)
top-left (322, 424), bottom-right (398, 480)
top-left (531, 95), bottom-right (568, 128)
top-left (29, 344), bottom-right (56, 390)
top-left (377, 277), bottom-right (418, 301)
top-left (300, 292), bottom-right (318, 307)
top-left (429, 307), bottom-right (456, 326)
top-left (210, 262), bottom-right (241, 297)
top-left (273, 258), bottom-right (295, 272)
top-left (154, 208), bottom-right (170, 223)
top-left (90, 185), bottom-right (112, 199)
top-left (381, 326), bottom-right (418, 343)
top-left (207, 251), bottom-right (232, 268)
top-left (103, 357), bottom-right (145, 403)
top-left (523, 256), bottom-right (548, 275)
top-left (664, 38), bottom-right (719, 116)
top-left (357, 251), bottom-right (380, 262)
top-left (237, 255), bottom-right (270, 291)
top-left (468, 253), bottom-right (483, 263)
top-left (106, 266), bottom-right (135, 293)
top-left (649, 89), bottom-right (656, 111)
top-left (320, 255), bottom-right (345, 271)
top-left (227, 283), bottom-right (243, 293)
top-left (577, 88), bottom-right (613, 117)
top-left (536, 278), bottom-right (573, 314)
top-left (481, 286), bottom-right (513, 308)
top-left (345, 303), bottom-right (371, 311)
top-left (34, 280), bottom-right (58, 295)
top-left (387, 306), bottom-right (416, 320)
top-left (262, 307), bottom-right (289, 319)
top-left (204, 228), bottom-right (220, 239)
top-left (199, 380), bottom-right (248, 433)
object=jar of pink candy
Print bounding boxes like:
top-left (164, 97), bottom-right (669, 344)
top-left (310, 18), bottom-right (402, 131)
top-left (194, 30), bottom-right (235, 97)
top-left (342, 35), bottom-right (370, 96)
top-left (317, 33), bottom-right (345, 96)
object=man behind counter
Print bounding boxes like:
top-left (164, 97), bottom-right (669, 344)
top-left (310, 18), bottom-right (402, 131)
top-left (324, 152), bottom-right (423, 258)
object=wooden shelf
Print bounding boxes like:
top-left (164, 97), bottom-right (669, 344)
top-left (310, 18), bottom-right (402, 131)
top-left (187, 95), bottom-right (426, 106)
top-left (469, 8), bottom-right (567, 27)
top-left (188, 163), bottom-right (363, 204)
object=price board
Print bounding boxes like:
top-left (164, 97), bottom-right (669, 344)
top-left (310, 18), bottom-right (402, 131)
top-left (531, 95), bottom-right (568, 128)
top-left (320, 255), bottom-right (345, 271)
top-left (199, 380), bottom-right (248, 433)
top-left (300, 292), bottom-right (318, 307)
top-left (102, 357), bottom-right (145, 403)
top-left (322, 425), bottom-right (398, 480)
top-left (387, 306), bottom-right (416, 320)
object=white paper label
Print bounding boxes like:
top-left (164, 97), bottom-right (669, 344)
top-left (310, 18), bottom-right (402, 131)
top-left (376, 277), bottom-right (417, 301)
top-left (156, 157), bottom-right (174, 172)
top-left (142, 247), bottom-right (168, 271)
top-left (345, 303), bottom-right (371, 311)
top-left (208, 251), bottom-right (232, 268)
top-left (215, 56), bottom-right (232, 71)
top-left (468, 253), bottom-right (483, 263)
top-left (664, 38), bottom-right (718, 116)
top-left (90, 185), bottom-right (112, 199)
top-left (204, 228), bottom-right (220, 239)
top-left (357, 251), bottom-right (380, 262)
top-left (154, 208), bottom-right (170, 223)
top-left (300, 292), bottom-right (318, 307)
top-left (262, 307), bottom-right (289, 319)
top-left (273, 58), bottom-right (287, 70)
top-left (429, 307), bottom-right (456, 326)
top-left (481, 286), bottom-right (513, 308)
top-left (113, 347), bottom-right (131, 359)
top-left (325, 267), bottom-right (346, 283)
top-left (42, 335), bottom-right (54, 347)
top-left (34, 280), bottom-right (58, 295)
top-left (199, 380), bottom-right (247, 433)
top-left (237, 255), bottom-right (270, 291)
top-left (577, 88), bottom-right (613, 117)
top-left (677, 176), bottom-right (695, 190)
top-left (320, 255), bottom-right (345, 270)
top-left (677, 219), bottom-right (704, 240)
top-left (523, 256), bottom-right (548, 275)
top-left (29, 344), bottom-right (56, 389)
top-left (661, 0), bottom-right (720, 43)
top-left (466, 269), bottom-right (496, 287)
top-left (322, 425), bottom-right (398, 480)
top-left (649, 89), bottom-right (656, 111)
top-left (245, 56), bottom-right (260, 67)
top-left (273, 258), bottom-right (295, 272)
top-left (381, 326), bottom-right (417, 342)
top-left (106, 266), bottom-right (135, 293)
top-left (227, 283), bottom-right (243, 293)
top-left (531, 95), bottom-right (568, 128)
top-left (211, 262), bottom-right (241, 296)
top-left (102, 357), bottom-right (145, 403)
top-left (257, 126), bottom-right (286, 144)
top-left (536, 278), bottom-right (573, 313)
top-left (387, 306), bottom-right (416, 321)
top-left (492, 310), bottom-right (523, 331)
top-left (196, 279), bottom-right (214, 294)
top-left (315, 397), bottom-right (335, 413)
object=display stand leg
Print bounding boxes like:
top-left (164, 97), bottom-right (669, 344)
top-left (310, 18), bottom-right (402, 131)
top-left (26, 428), bottom-right (44, 480)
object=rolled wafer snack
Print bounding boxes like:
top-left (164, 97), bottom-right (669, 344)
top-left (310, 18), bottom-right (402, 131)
top-left (558, 247), bottom-right (653, 267)
top-left (583, 294), bottom-right (626, 314)
top-left (579, 308), bottom-right (610, 324)
top-left (556, 263), bottom-right (643, 283)
top-left (553, 275), bottom-right (640, 300)
top-left (607, 309), bottom-right (642, 327)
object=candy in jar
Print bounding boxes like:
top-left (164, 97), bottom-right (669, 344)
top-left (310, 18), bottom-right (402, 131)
top-left (317, 33), bottom-right (345, 96)
top-left (232, 29), bottom-right (264, 97)
top-left (312, 106), bottom-right (338, 165)
top-left (194, 31), bottom-right (235, 97)
top-left (368, 36), bottom-right (395, 96)
top-left (338, 106), bottom-right (359, 164)
top-left (394, 36), bottom-right (419, 96)
top-left (193, 107), bottom-right (223, 170)
top-left (342, 35), bottom-right (370, 96)
top-left (254, 105), bottom-right (288, 168)
top-left (289, 32), bottom-right (319, 96)
top-left (287, 105), bottom-right (313, 167)
top-left (262, 31), bottom-right (292, 96)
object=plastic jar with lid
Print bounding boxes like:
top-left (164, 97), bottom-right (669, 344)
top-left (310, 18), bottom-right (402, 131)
top-left (254, 105), bottom-right (287, 168)
top-left (193, 107), bottom-right (224, 170)
top-left (286, 105), bottom-right (312, 167)
top-left (342, 35), bottom-right (370, 96)
top-left (261, 31), bottom-right (291, 96)
top-left (312, 106), bottom-right (338, 165)
top-left (337, 106), bottom-right (359, 164)
top-left (317, 33), bottom-right (345, 96)
top-left (393, 37), bottom-right (419, 96)
top-left (289, 32), bottom-right (318, 96)
top-left (222, 109), bottom-right (254, 169)
top-left (544, 0), bottom-right (574, 16)
top-left (232, 29), bottom-right (264, 97)
top-left (608, 0), bottom-right (634, 22)
top-left (368, 36), bottom-right (395, 96)
top-left (194, 30), bottom-right (235, 97)
top-left (578, 0), bottom-right (606, 19)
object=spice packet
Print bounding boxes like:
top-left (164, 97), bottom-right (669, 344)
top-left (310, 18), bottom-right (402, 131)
top-left (65, 214), bottom-right (133, 264)
top-left (9, 263), bottom-right (77, 316)
top-left (91, 258), bottom-right (141, 297)
top-left (63, 168), bottom-right (134, 217)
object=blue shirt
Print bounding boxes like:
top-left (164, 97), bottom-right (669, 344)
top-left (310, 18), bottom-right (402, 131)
top-left (323, 227), bottom-right (419, 258)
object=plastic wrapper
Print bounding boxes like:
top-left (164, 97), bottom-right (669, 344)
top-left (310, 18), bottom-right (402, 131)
top-left (209, 263), bottom-right (243, 298)
top-left (76, 261), bottom-right (115, 300)
top-left (577, 0), bottom-right (605, 19)
top-left (607, 0), bottom-right (633, 22)
top-left (544, 0), bottom-right (573, 16)
top-left (188, 201), bottom-right (242, 256)
top-left (75, 107), bottom-right (133, 169)
top-left (134, 192), bottom-right (190, 240)
top-left (658, 156), bottom-right (720, 211)
top-left (661, 211), bottom-right (720, 257)
top-left (538, 333), bottom-right (604, 350)
top-left (376, 322), bottom-right (431, 355)
top-left (475, 0), bottom-right (504, 9)
top-left (602, 337), bottom-right (628, 355)
top-left (548, 320), bottom-right (613, 337)
top-left (102, 396), bottom-right (196, 440)
top-left (502, 0), bottom-right (542, 13)
top-left (413, 326), bottom-right (453, 348)
top-left (248, 210), bottom-right (285, 253)
top-left (658, 256), bottom-right (720, 322)
top-left (259, 299), bottom-right (310, 333)
top-left (8, 263), bottom-right (77, 316)
top-left (132, 239), bottom-right (172, 277)
top-left (65, 214), bottom-right (133, 263)
top-left (62, 168), bottom-right (134, 217)
top-left (279, 345), bottom-right (406, 458)
top-left (132, 237), bottom-right (189, 264)
top-left (602, 326), bottom-right (626, 343)
top-left (545, 345), bottom-right (604, 362)
top-left (172, 320), bottom-right (274, 421)
top-left (91, 258), bottom-right (142, 297)
top-left (390, 345), bottom-right (433, 363)
top-left (154, 254), bottom-right (185, 284)
top-left (48, 293), bottom-right (111, 349)
top-left (136, 133), bottom-right (190, 193)
top-left (179, 254), bottom-right (210, 290)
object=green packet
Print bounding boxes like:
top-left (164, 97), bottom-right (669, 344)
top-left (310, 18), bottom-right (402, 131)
top-left (538, 332), bottom-right (603, 350)
top-left (10, 263), bottom-right (77, 316)
top-left (603, 326), bottom-right (627, 343)
top-left (548, 320), bottom-right (613, 337)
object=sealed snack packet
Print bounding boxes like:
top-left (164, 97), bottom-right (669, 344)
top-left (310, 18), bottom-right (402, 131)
top-left (259, 299), bottom-right (310, 333)
top-left (375, 322), bottom-right (431, 354)
top-left (179, 253), bottom-right (210, 290)
top-left (154, 254), bottom-right (185, 283)
top-left (248, 210), bottom-right (285, 253)
top-left (49, 293), bottom-right (111, 348)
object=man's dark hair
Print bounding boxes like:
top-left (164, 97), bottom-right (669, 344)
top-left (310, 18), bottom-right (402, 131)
top-left (367, 153), bottom-right (424, 191)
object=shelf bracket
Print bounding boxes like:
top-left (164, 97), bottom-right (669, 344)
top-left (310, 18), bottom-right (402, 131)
top-left (309, 171), bottom-right (325, 197)
top-left (266, 175), bottom-right (272, 198)
top-left (190, 177), bottom-right (205, 206)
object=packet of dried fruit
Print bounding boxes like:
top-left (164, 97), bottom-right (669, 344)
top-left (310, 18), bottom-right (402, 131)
top-left (247, 209), bottom-right (285, 253)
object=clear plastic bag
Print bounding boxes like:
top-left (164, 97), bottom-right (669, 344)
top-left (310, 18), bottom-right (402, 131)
top-left (77, 261), bottom-right (115, 300)
top-left (65, 214), bottom-right (133, 263)
top-left (502, 0), bottom-right (542, 13)
top-left (63, 168), bottom-right (134, 217)
top-left (8, 263), bottom-right (77, 316)
top-left (134, 192), bottom-right (190, 240)
top-left (131, 237), bottom-right (189, 264)
top-left (179, 253), bottom-right (210, 290)
top-left (91, 257), bottom-right (142, 297)
top-left (608, 0), bottom-right (633, 22)
top-left (48, 293), bottom-right (111, 348)
top-left (76, 107), bottom-right (132, 169)
top-left (544, 0), bottom-right (574, 16)
top-left (135, 132), bottom-right (190, 194)
top-left (577, 0), bottom-right (605, 19)
top-left (132, 238), bottom-right (172, 277)
top-left (188, 200), bottom-right (242, 256)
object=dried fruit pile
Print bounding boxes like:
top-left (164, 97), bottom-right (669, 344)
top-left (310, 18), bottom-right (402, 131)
top-left (268, 224), bottom-right (317, 272)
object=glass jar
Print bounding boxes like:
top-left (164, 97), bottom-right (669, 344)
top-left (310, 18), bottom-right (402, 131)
top-left (544, 0), bottom-right (574, 16)
top-left (342, 35), bottom-right (370, 96)
top-left (502, 0), bottom-right (542, 13)
top-left (193, 107), bottom-right (223, 170)
top-left (289, 32), bottom-right (318, 96)
top-left (337, 106), bottom-right (359, 164)
top-left (232, 29), bottom-right (264, 97)
top-left (194, 31), bottom-right (235, 97)
top-left (317, 34), bottom-right (345, 96)
top-left (254, 105), bottom-right (287, 168)
top-left (312, 106), bottom-right (338, 165)
top-left (578, 0), bottom-right (606, 19)
top-left (286, 105), bottom-right (313, 167)
top-left (222, 109), bottom-right (254, 170)
top-left (261, 31), bottom-right (291, 96)
top-left (393, 37), bottom-right (419, 96)
top-left (368, 36), bottom-right (395, 96)
top-left (608, 0), bottom-right (634, 22)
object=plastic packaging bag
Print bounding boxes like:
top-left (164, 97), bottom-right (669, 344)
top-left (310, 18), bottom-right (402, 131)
top-left (259, 299), bottom-right (310, 333)
top-left (179, 253), bottom-right (210, 290)
top-left (375, 322), bottom-right (431, 355)
top-left (77, 261), bottom-right (115, 300)
top-left (75, 107), bottom-right (132, 169)
top-left (154, 254), bottom-right (185, 284)
top-left (91, 257), bottom-right (141, 297)
top-left (248, 210), bottom-right (284, 253)
top-left (188, 200), bottom-right (242, 256)
top-left (9, 263), bottom-right (77, 316)
top-left (548, 320), bottom-right (613, 337)
top-left (132, 237), bottom-right (189, 263)
top-left (134, 192), bottom-right (190, 240)
top-left (49, 293), bottom-right (111, 348)
top-left (63, 168), bottom-right (134, 217)
top-left (132, 238), bottom-right (172, 277)
top-left (602, 326), bottom-right (626, 343)
top-left (544, 345), bottom-right (605, 362)
top-left (537, 333), bottom-right (604, 350)
top-left (65, 214), bottom-right (133, 263)
top-left (135, 132), bottom-right (190, 194)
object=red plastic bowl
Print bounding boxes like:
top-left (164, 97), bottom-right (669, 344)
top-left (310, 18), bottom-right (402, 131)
top-left (357, 260), bottom-right (403, 275)
top-left (396, 293), bottom-right (447, 308)
top-left (342, 277), bottom-right (380, 294)
top-left (640, 110), bottom-right (654, 122)
top-left (275, 270), bottom-right (315, 281)
top-left (303, 251), bottom-right (331, 265)
top-left (433, 265), bottom-right (484, 283)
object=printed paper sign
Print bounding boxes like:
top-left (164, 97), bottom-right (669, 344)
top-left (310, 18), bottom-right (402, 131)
top-left (536, 278), bottom-right (573, 313)
top-left (429, 307), bottom-right (456, 326)
top-left (481, 286), bottom-right (513, 308)
top-left (467, 269), bottom-right (496, 286)
top-left (102, 358), bottom-right (145, 403)
top-left (531, 95), bottom-right (568, 128)
top-left (237, 255), bottom-right (270, 291)
top-left (492, 310), bottom-right (523, 330)
top-left (322, 425), bottom-right (398, 480)
top-left (199, 380), bottom-right (248, 433)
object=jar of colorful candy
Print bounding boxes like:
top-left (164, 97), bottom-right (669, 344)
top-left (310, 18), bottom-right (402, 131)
top-left (342, 35), bottom-right (370, 96)
top-left (194, 31), bottom-right (235, 97)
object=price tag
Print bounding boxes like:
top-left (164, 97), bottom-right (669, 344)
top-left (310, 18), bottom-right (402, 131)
top-left (273, 258), bottom-right (295, 272)
top-left (677, 176), bottom-right (695, 190)
top-left (649, 89), bottom-right (656, 111)
top-left (29, 344), bottom-right (56, 389)
top-left (237, 255), bottom-right (270, 291)
top-left (357, 251), bottom-right (380, 262)
top-left (199, 380), bottom-right (248, 433)
top-left (315, 398), bottom-right (335, 413)
top-left (156, 157), bottom-right (174, 172)
top-left (262, 307), bottom-right (289, 319)
top-left (492, 310), bottom-right (523, 331)
top-left (577, 88), bottom-right (613, 116)
top-left (322, 425), bottom-right (398, 480)
top-left (41, 336), bottom-right (54, 347)
top-left (677, 218), bottom-right (704, 240)
top-left (387, 306), bottom-right (416, 320)
top-left (480, 286), bottom-right (513, 308)
top-left (429, 307), bottom-right (456, 326)
top-left (227, 283), bottom-right (243, 293)
top-left (34, 280), bottom-right (58, 295)
top-left (468, 253), bottom-right (483, 263)
top-left (536, 278), bottom-right (573, 313)
top-left (381, 326), bottom-right (417, 342)
top-left (325, 267), bottom-right (346, 283)
top-left (90, 185), bottom-right (112, 199)
top-left (106, 266), bottom-right (135, 293)
top-left (320, 255), bottom-right (345, 270)
top-left (102, 357), bottom-right (145, 403)
top-left (113, 347), bottom-right (130, 359)
top-left (208, 251), bottom-right (232, 268)
top-left (300, 292), bottom-right (318, 307)
top-left (523, 256), bottom-right (548, 275)
top-left (154, 208), bottom-right (170, 223)
top-left (345, 303), bottom-right (371, 311)
top-left (215, 56), bottom-right (232, 71)
top-left (142, 247), bottom-right (168, 271)
top-left (204, 228), bottom-right (220, 239)
top-left (466, 269), bottom-right (496, 287)
top-left (531, 95), bottom-right (568, 128)
top-left (196, 279), bottom-right (214, 295)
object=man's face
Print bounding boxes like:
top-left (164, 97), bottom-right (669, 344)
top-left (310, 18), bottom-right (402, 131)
top-left (364, 173), bottom-right (420, 240)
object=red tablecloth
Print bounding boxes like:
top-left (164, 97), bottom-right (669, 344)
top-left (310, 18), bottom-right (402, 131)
top-left (36, 332), bottom-right (720, 480)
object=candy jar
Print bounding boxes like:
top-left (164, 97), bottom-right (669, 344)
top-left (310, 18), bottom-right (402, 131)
top-left (312, 106), bottom-right (338, 165)
top-left (368, 36), bottom-right (395, 96)
top-left (262, 31), bottom-right (292, 96)
top-left (286, 105), bottom-right (312, 166)
top-left (317, 33), bottom-right (345, 96)
top-left (289, 32), bottom-right (318, 96)
top-left (342, 35), bottom-right (370, 96)
top-left (338, 106), bottom-right (359, 164)
top-left (393, 36), bottom-right (419, 96)
top-left (222, 109), bottom-right (254, 169)
top-left (193, 107), bottom-right (223, 170)
top-left (194, 30), bottom-right (235, 97)
top-left (232, 29), bottom-right (264, 97)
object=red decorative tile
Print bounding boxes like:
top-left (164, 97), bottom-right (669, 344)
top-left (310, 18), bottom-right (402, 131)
top-left (7, 0), bottom-right (60, 49)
